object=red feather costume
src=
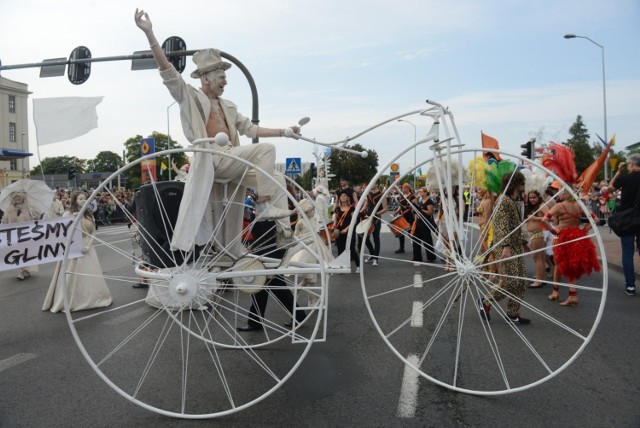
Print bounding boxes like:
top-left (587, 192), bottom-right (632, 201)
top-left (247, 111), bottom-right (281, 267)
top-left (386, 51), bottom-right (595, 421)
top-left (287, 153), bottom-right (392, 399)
top-left (542, 143), bottom-right (578, 184)
top-left (554, 226), bottom-right (601, 282)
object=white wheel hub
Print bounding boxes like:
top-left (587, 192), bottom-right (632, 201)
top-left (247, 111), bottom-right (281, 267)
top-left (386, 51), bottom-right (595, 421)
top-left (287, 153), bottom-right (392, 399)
top-left (456, 258), bottom-right (476, 276)
top-left (168, 273), bottom-right (201, 304)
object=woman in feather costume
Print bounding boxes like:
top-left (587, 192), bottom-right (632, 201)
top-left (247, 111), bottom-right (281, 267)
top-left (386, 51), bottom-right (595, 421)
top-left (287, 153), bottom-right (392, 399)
top-left (541, 144), bottom-right (601, 306)
top-left (468, 157), bottom-right (494, 265)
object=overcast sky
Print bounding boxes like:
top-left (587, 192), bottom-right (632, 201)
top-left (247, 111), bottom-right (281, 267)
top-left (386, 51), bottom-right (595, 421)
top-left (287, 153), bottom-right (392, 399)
top-left (2, 0), bottom-right (639, 174)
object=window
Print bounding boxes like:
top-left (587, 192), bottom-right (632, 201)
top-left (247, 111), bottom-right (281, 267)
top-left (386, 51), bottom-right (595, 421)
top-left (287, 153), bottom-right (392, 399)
top-left (9, 159), bottom-right (17, 170)
top-left (8, 95), bottom-right (16, 113)
top-left (9, 122), bottom-right (16, 142)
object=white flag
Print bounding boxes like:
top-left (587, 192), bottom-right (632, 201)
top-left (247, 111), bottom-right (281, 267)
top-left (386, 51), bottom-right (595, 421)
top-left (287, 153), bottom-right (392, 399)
top-left (33, 96), bottom-right (104, 146)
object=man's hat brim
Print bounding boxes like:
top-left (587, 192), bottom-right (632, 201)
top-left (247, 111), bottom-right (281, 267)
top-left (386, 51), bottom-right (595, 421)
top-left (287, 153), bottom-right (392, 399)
top-left (190, 62), bottom-right (232, 79)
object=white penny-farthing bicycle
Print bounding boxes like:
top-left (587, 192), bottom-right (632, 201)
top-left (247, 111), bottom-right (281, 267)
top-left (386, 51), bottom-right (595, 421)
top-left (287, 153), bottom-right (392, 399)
top-left (61, 99), bottom-right (607, 418)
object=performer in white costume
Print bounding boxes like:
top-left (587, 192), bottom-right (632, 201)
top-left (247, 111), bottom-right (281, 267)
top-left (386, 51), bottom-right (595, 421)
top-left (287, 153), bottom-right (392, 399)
top-left (43, 192), bottom-right (113, 313)
top-left (281, 198), bottom-right (333, 306)
top-left (1, 191), bottom-right (41, 280)
top-left (135, 9), bottom-right (301, 256)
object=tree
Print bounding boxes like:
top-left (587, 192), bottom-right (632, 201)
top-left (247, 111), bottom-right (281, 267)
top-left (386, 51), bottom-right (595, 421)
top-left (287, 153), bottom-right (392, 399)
top-left (327, 143), bottom-right (379, 190)
top-left (86, 151), bottom-right (124, 173)
top-left (298, 169), bottom-right (313, 190)
top-left (31, 156), bottom-right (86, 175)
top-left (564, 115), bottom-right (594, 175)
top-left (123, 131), bottom-right (188, 189)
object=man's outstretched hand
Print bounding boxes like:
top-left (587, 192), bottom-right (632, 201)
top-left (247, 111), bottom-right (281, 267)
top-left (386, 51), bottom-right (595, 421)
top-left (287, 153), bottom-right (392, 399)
top-left (135, 8), bottom-right (152, 33)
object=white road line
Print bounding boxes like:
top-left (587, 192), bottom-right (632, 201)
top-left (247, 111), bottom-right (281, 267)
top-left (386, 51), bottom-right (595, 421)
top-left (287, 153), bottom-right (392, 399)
top-left (410, 301), bottom-right (423, 327)
top-left (397, 354), bottom-right (420, 418)
top-left (413, 273), bottom-right (422, 288)
top-left (0, 353), bottom-right (37, 373)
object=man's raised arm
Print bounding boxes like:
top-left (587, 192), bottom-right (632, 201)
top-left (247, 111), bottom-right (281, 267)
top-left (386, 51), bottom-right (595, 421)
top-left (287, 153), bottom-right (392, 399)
top-left (134, 9), bottom-right (172, 72)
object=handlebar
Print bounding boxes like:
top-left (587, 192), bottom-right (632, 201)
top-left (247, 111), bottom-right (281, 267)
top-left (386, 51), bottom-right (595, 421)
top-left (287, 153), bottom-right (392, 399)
top-left (192, 100), bottom-right (450, 158)
top-left (285, 128), bottom-right (369, 158)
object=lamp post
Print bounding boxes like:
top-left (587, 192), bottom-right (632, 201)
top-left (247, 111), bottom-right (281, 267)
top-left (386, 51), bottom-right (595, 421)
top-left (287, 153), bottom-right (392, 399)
top-left (21, 132), bottom-right (26, 178)
top-left (564, 33), bottom-right (608, 180)
top-left (397, 119), bottom-right (417, 189)
top-left (167, 100), bottom-right (177, 180)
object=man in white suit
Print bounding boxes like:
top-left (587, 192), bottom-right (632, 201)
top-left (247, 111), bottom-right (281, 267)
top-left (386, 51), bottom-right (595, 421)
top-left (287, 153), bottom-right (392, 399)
top-left (135, 9), bottom-right (300, 256)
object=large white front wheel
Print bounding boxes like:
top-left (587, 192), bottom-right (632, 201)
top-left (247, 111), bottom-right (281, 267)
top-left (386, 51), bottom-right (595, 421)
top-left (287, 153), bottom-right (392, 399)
top-left (61, 147), bottom-right (329, 418)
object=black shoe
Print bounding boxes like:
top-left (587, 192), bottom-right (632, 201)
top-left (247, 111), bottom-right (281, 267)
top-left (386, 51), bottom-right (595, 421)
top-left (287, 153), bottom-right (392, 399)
top-left (479, 299), bottom-right (491, 321)
top-left (504, 314), bottom-right (531, 325)
top-left (236, 324), bottom-right (261, 332)
top-left (395, 248), bottom-right (405, 254)
top-left (626, 287), bottom-right (636, 296)
top-left (132, 283), bottom-right (149, 289)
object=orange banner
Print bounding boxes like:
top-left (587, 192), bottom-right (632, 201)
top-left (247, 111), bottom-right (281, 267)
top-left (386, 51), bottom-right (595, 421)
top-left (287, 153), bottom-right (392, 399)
top-left (481, 132), bottom-right (503, 161)
top-left (577, 135), bottom-right (615, 195)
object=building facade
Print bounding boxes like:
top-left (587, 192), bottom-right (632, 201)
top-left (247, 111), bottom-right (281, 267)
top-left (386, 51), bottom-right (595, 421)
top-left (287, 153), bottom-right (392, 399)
top-left (0, 76), bottom-right (32, 188)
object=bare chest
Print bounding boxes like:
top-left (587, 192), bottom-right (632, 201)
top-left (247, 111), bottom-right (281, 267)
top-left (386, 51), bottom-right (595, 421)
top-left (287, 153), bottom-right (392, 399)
top-left (206, 99), bottom-right (230, 138)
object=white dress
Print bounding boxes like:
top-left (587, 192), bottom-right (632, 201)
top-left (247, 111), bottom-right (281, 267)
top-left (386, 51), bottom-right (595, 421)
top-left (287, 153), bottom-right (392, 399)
top-left (42, 213), bottom-right (113, 313)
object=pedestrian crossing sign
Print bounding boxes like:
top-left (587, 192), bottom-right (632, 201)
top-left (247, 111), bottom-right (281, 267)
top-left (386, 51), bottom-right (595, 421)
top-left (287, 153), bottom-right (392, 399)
top-left (285, 157), bottom-right (302, 175)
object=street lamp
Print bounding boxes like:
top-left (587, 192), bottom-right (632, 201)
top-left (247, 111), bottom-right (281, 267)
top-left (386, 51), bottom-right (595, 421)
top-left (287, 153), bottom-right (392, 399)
top-left (21, 132), bottom-right (26, 178)
top-left (167, 100), bottom-right (177, 180)
top-left (564, 33), bottom-right (608, 180)
top-left (397, 119), bottom-right (417, 188)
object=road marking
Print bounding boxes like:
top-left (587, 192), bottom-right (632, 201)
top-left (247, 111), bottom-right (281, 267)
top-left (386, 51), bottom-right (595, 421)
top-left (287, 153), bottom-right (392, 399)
top-left (413, 273), bottom-right (422, 288)
top-left (397, 354), bottom-right (420, 418)
top-left (0, 353), bottom-right (37, 373)
top-left (411, 301), bottom-right (423, 327)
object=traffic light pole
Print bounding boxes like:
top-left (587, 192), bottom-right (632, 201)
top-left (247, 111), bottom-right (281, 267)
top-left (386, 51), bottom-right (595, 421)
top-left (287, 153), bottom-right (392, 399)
top-left (0, 39), bottom-right (262, 143)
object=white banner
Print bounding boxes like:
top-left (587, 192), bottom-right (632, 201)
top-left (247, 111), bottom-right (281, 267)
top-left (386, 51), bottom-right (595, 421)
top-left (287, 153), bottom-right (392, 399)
top-left (0, 217), bottom-right (83, 272)
top-left (33, 96), bottom-right (104, 146)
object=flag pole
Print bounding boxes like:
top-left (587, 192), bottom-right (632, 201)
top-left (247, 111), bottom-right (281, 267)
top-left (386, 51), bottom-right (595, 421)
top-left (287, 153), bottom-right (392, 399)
top-left (35, 141), bottom-right (46, 183)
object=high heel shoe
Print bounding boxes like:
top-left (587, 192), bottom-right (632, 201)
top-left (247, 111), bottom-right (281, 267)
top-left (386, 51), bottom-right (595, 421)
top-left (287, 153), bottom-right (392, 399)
top-left (548, 290), bottom-right (560, 301)
top-left (559, 295), bottom-right (579, 306)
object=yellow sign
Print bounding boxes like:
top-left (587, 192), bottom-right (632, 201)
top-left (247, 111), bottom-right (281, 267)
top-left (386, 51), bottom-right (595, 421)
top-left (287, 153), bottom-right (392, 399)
top-left (609, 157), bottom-right (618, 170)
top-left (390, 163), bottom-right (399, 172)
top-left (141, 141), bottom-right (150, 155)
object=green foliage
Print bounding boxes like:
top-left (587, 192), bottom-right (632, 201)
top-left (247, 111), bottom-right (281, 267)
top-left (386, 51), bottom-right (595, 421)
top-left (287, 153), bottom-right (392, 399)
top-left (297, 169), bottom-right (312, 190)
top-left (123, 131), bottom-right (188, 189)
top-left (86, 151), bottom-right (124, 173)
top-left (327, 143), bottom-right (379, 189)
top-left (564, 115), bottom-right (595, 175)
top-left (31, 156), bottom-right (85, 175)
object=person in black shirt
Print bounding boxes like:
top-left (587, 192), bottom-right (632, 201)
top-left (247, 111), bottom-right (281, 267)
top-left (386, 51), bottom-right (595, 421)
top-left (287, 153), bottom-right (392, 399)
top-left (394, 184), bottom-right (417, 254)
top-left (334, 177), bottom-right (357, 210)
top-left (411, 187), bottom-right (437, 263)
top-left (361, 179), bottom-right (388, 266)
top-left (610, 153), bottom-right (640, 295)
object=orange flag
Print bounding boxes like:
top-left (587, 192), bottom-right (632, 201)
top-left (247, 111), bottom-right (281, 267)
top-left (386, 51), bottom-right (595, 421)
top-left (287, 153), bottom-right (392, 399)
top-left (481, 132), bottom-right (503, 161)
top-left (577, 134), bottom-right (615, 196)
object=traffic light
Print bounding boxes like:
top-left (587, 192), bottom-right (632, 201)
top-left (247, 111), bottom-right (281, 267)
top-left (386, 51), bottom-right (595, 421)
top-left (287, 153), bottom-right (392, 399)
top-left (521, 139), bottom-right (535, 160)
top-left (309, 162), bottom-right (316, 177)
top-left (324, 159), bottom-right (334, 178)
top-left (68, 167), bottom-right (76, 180)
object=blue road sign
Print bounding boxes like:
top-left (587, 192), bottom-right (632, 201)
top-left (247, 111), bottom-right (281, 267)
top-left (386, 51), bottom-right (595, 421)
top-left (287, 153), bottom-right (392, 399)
top-left (140, 137), bottom-right (155, 156)
top-left (285, 157), bottom-right (302, 175)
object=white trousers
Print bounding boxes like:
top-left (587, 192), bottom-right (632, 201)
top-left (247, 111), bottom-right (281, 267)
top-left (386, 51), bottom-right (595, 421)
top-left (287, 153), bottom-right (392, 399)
top-left (208, 143), bottom-right (290, 257)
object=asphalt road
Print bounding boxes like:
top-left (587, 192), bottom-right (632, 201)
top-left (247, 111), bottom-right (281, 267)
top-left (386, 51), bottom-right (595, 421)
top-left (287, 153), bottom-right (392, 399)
top-left (1, 223), bottom-right (639, 427)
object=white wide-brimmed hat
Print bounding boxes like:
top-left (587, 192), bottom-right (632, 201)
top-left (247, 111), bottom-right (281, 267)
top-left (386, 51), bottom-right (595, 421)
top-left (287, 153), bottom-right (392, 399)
top-left (190, 48), bottom-right (232, 78)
